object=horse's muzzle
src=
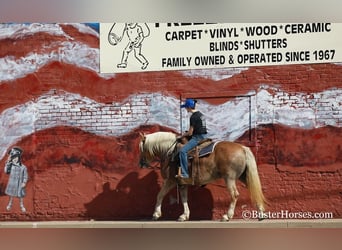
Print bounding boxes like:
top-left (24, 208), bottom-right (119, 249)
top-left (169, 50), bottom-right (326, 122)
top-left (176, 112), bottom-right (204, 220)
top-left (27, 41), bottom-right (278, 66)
top-left (139, 159), bottom-right (149, 168)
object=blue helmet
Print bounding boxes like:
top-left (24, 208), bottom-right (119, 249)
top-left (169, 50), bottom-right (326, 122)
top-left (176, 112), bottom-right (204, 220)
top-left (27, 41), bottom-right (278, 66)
top-left (181, 98), bottom-right (196, 109)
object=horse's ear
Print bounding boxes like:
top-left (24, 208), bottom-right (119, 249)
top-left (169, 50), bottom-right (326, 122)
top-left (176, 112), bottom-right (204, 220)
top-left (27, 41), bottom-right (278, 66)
top-left (139, 132), bottom-right (146, 141)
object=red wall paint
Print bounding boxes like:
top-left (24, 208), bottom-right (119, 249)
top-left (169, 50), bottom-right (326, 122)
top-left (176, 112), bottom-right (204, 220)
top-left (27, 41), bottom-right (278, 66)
top-left (0, 24), bottom-right (341, 221)
top-left (0, 124), bottom-right (340, 220)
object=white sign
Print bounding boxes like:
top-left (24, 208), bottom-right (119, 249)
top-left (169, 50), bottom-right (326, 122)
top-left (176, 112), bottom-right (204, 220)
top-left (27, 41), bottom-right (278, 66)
top-left (100, 23), bottom-right (342, 73)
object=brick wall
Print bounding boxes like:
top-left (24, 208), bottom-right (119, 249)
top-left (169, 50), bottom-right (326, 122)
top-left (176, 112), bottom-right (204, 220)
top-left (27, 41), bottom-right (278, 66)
top-left (0, 24), bottom-right (341, 220)
top-left (34, 90), bottom-right (152, 136)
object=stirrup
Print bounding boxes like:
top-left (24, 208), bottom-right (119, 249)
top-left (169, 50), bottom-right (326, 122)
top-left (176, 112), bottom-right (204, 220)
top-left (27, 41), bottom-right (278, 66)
top-left (175, 176), bottom-right (193, 185)
top-left (175, 174), bottom-right (189, 179)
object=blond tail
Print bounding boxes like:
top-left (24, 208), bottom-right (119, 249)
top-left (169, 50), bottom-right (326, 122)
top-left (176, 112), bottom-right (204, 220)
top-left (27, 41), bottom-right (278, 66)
top-left (243, 146), bottom-right (266, 211)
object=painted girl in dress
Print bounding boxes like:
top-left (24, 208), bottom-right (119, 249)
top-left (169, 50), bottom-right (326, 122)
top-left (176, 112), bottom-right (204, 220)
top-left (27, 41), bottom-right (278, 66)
top-left (4, 147), bottom-right (28, 213)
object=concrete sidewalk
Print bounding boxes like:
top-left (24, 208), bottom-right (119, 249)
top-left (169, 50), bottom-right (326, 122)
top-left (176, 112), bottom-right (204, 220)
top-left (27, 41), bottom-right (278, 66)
top-left (0, 219), bottom-right (341, 228)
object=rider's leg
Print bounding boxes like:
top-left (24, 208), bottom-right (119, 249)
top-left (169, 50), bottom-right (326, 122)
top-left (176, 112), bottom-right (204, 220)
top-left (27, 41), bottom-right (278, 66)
top-left (178, 137), bottom-right (201, 178)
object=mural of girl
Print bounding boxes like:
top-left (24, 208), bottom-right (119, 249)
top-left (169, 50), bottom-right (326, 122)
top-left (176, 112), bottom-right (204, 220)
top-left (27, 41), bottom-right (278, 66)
top-left (4, 147), bottom-right (28, 213)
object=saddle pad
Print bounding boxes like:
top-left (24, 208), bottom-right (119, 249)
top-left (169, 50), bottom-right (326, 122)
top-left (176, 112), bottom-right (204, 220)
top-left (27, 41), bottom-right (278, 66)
top-left (198, 141), bottom-right (219, 157)
top-left (189, 141), bottom-right (219, 159)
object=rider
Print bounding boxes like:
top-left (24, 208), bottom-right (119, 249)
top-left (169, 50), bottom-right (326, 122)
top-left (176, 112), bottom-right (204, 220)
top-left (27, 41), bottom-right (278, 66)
top-left (177, 98), bottom-right (207, 180)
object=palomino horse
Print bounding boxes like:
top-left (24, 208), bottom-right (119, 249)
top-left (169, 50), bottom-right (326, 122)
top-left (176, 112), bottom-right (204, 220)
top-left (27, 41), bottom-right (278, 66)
top-left (139, 131), bottom-right (267, 221)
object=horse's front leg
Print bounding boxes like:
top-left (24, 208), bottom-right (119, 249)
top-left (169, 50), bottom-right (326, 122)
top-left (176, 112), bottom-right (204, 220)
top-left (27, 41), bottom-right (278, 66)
top-left (178, 185), bottom-right (190, 222)
top-left (153, 179), bottom-right (176, 220)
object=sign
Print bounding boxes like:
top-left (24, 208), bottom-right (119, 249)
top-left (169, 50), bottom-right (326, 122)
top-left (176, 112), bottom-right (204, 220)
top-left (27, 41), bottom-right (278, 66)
top-left (100, 23), bottom-right (342, 73)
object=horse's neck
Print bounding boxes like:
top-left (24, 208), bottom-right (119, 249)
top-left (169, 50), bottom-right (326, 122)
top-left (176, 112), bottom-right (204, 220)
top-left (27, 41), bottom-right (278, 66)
top-left (147, 132), bottom-right (176, 157)
top-left (158, 142), bottom-right (176, 157)
top-left (158, 141), bottom-right (173, 155)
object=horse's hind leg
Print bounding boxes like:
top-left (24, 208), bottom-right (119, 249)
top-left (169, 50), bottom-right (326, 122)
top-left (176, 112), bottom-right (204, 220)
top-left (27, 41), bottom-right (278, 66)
top-left (178, 185), bottom-right (190, 222)
top-left (222, 178), bottom-right (239, 221)
top-left (153, 179), bottom-right (176, 220)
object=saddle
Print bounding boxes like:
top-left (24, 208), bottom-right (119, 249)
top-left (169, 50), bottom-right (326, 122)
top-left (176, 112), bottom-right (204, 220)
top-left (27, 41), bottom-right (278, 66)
top-left (176, 138), bottom-right (219, 185)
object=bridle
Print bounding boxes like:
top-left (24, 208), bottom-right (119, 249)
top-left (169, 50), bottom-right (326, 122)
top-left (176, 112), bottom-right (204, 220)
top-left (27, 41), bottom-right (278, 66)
top-left (139, 135), bottom-right (149, 168)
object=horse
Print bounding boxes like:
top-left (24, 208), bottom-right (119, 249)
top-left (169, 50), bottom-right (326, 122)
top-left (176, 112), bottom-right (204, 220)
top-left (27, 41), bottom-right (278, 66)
top-left (138, 131), bottom-right (267, 221)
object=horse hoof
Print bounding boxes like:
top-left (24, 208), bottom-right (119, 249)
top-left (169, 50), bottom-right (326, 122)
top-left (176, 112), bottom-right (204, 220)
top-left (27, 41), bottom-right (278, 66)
top-left (258, 215), bottom-right (268, 221)
top-left (152, 213), bottom-right (161, 221)
top-left (257, 211), bottom-right (268, 221)
top-left (177, 217), bottom-right (186, 222)
top-left (152, 215), bottom-right (161, 221)
top-left (177, 215), bottom-right (189, 222)
top-left (221, 215), bottom-right (230, 222)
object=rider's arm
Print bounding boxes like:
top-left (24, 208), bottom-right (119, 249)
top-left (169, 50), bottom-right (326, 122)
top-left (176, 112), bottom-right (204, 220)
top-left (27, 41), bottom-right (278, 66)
top-left (184, 126), bottom-right (194, 137)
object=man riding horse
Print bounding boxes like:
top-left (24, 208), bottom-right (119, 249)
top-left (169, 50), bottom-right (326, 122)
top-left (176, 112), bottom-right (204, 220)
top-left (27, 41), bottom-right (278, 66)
top-left (138, 98), bottom-right (267, 221)
top-left (176, 98), bottom-right (207, 184)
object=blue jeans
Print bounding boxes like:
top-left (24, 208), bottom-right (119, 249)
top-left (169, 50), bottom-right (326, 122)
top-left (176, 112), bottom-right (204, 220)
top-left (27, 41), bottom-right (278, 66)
top-left (179, 134), bottom-right (206, 178)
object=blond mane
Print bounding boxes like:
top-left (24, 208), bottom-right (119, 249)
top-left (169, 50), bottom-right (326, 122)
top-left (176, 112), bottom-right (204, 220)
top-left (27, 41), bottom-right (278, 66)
top-left (140, 131), bottom-right (177, 158)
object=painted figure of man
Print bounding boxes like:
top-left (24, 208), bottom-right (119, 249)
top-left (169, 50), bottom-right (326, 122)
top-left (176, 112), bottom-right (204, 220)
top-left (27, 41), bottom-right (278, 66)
top-left (4, 147), bottom-right (28, 213)
top-left (117, 23), bottom-right (149, 70)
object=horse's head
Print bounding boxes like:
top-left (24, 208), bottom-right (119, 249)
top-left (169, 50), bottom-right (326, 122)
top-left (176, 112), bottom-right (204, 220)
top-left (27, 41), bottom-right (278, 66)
top-left (138, 131), bottom-right (178, 168)
top-left (138, 132), bottom-right (153, 168)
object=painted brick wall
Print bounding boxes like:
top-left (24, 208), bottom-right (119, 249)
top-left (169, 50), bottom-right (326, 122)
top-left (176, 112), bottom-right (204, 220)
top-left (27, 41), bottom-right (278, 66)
top-left (20, 66), bottom-right (342, 220)
top-left (0, 24), bottom-right (341, 220)
top-left (34, 90), bottom-right (152, 136)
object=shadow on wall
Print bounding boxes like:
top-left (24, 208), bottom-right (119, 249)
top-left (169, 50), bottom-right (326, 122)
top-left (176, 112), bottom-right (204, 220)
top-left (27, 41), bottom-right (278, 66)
top-left (84, 171), bottom-right (214, 220)
top-left (0, 183), bottom-right (6, 196)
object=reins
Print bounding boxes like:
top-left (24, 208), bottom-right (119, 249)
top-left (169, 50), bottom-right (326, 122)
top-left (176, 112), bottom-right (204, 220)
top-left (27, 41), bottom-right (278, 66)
top-left (162, 139), bottom-right (178, 160)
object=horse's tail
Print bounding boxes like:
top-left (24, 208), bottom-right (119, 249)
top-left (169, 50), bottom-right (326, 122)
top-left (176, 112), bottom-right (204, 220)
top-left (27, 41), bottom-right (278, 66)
top-left (243, 146), bottom-right (267, 210)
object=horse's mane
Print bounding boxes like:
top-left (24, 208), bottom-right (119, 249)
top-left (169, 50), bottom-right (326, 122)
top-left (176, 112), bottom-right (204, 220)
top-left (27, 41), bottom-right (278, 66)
top-left (141, 132), bottom-right (177, 158)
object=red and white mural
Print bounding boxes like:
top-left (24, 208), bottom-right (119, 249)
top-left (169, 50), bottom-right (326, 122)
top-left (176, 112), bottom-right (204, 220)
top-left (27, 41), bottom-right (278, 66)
top-left (0, 23), bottom-right (341, 221)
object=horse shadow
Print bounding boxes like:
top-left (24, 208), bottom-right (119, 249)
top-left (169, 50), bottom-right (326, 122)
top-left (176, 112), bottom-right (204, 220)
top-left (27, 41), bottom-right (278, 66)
top-left (84, 171), bottom-right (214, 220)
